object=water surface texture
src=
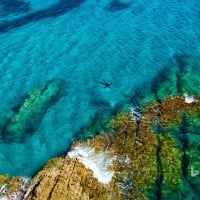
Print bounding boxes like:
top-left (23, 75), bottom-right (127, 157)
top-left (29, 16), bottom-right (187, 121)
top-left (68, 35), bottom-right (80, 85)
top-left (0, 0), bottom-right (200, 176)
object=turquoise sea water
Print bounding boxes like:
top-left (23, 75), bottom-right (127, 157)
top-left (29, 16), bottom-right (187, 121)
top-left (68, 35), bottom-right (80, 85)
top-left (0, 0), bottom-right (200, 176)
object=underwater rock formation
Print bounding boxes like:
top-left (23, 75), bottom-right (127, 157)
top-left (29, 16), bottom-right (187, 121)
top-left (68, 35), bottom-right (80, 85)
top-left (1, 80), bottom-right (61, 142)
top-left (133, 56), bottom-right (200, 106)
top-left (0, 56), bottom-right (200, 199)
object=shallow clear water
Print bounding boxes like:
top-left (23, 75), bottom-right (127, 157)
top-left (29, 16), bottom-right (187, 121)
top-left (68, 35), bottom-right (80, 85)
top-left (0, 0), bottom-right (200, 176)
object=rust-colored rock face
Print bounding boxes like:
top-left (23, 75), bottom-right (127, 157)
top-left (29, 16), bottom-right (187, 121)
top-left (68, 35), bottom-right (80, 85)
top-left (24, 156), bottom-right (122, 200)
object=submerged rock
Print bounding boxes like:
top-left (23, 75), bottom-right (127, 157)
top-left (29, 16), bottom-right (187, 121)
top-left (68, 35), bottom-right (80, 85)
top-left (1, 80), bottom-right (62, 142)
top-left (133, 56), bottom-right (200, 107)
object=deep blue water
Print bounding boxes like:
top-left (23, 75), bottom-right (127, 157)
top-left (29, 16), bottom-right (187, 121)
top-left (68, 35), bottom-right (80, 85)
top-left (0, 0), bottom-right (200, 176)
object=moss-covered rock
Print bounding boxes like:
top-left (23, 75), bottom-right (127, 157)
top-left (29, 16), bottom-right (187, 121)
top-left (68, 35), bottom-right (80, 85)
top-left (159, 134), bottom-right (184, 199)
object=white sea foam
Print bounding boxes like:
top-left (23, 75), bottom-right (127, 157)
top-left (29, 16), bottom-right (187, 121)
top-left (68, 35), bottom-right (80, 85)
top-left (68, 146), bottom-right (115, 184)
top-left (0, 196), bottom-right (8, 200)
top-left (129, 107), bottom-right (141, 122)
top-left (0, 184), bottom-right (8, 194)
top-left (0, 178), bottom-right (30, 200)
top-left (191, 166), bottom-right (199, 177)
top-left (19, 178), bottom-right (30, 192)
top-left (184, 93), bottom-right (198, 103)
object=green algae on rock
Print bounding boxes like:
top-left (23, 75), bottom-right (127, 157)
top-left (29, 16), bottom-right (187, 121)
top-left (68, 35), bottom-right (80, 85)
top-left (12, 95), bottom-right (198, 200)
top-left (1, 80), bottom-right (62, 142)
top-left (158, 134), bottom-right (184, 199)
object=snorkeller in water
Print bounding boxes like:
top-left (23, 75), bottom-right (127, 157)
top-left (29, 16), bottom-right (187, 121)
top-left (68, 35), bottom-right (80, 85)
top-left (98, 79), bottom-right (112, 88)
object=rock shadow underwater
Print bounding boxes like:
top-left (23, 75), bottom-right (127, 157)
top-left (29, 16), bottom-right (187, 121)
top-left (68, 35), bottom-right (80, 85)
top-left (104, 0), bottom-right (130, 12)
top-left (0, 0), bottom-right (86, 33)
top-left (0, 0), bottom-right (30, 15)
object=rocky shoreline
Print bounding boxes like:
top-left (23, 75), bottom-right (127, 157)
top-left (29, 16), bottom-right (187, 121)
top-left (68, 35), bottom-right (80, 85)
top-left (0, 56), bottom-right (200, 199)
